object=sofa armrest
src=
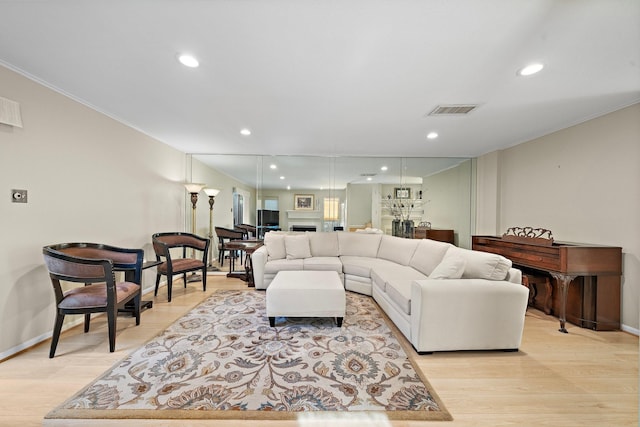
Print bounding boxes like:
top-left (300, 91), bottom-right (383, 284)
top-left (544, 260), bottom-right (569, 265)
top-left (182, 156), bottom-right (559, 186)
top-left (506, 267), bottom-right (522, 284)
top-left (410, 278), bottom-right (529, 352)
top-left (252, 246), bottom-right (268, 289)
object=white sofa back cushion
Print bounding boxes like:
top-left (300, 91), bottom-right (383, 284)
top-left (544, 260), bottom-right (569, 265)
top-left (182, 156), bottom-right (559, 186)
top-left (428, 256), bottom-right (466, 279)
top-left (285, 234), bottom-right (312, 260)
top-left (308, 232), bottom-right (339, 257)
top-left (337, 232), bottom-right (382, 257)
top-left (447, 247), bottom-right (513, 281)
top-left (408, 238), bottom-right (453, 276)
top-left (264, 232), bottom-right (286, 260)
top-left (377, 235), bottom-right (420, 266)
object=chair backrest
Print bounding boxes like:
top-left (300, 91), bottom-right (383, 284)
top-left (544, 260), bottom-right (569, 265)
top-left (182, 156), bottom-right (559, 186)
top-left (152, 232), bottom-right (210, 261)
top-left (234, 226), bottom-right (248, 239)
top-left (235, 224), bottom-right (257, 238)
top-left (215, 227), bottom-right (245, 240)
top-left (45, 242), bottom-right (144, 283)
top-left (153, 232), bottom-right (209, 249)
top-left (43, 246), bottom-right (116, 304)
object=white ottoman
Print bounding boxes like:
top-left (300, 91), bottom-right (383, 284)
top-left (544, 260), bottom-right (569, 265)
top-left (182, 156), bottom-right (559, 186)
top-left (266, 271), bottom-right (346, 327)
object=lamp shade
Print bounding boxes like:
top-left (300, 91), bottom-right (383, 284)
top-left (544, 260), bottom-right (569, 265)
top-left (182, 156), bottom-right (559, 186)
top-left (204, 188), bottom-right (220, 197)
top-left (184, 183), bottom-right (206, 193)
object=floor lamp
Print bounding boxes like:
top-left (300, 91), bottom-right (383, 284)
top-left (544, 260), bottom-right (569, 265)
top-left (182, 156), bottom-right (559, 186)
top-left (184, 182), bottom-right (205, 282)
top-left (204, 187), bottom-right (220, 271)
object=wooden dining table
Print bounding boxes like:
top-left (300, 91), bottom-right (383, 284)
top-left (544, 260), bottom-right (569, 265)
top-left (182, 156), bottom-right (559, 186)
top-left (224, 239), bottom-right (263, 287)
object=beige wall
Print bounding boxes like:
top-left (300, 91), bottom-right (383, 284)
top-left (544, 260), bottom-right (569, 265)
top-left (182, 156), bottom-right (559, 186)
top-left (475, 152), bottom-right (500, 235)
top-left (0, 66), bottom-right (188, 358)
top-left (476, 103), bottom-right (640, 332)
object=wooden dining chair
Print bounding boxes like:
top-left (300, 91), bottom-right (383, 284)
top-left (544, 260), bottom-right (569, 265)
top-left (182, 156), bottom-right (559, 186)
top-left (235, 223), bottom-right (257, 239)
top-left (152, 232), bottom-right (210, 302)
top-left (215, 227), bottom-right (245, 266)
top-left (42, 243), bottom-right (144, 358)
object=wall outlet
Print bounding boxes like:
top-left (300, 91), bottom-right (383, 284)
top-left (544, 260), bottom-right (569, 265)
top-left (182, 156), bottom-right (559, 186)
top-left (11, 189), bottom-right (27, 203)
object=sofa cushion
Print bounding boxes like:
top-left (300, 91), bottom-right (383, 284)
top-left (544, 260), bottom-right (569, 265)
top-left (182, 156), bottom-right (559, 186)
top-left (264, 258), bottom-right (304, 274)
top-left (303, 257), bottom-right (343, 273)
top-left (376, 235), bottom-right (420, 266)
top-left (285, 234), bottom-right (311, 260)
top-left (308, 232), bottom-right (339, 257)
top-left (386, 281), bottom-right (414, 316)
top-left (429, 256), bottom-right (466, 279)
top-left (340, 256), bottom-right (396, 278)
top-left (344, 273), bottom-right (372, 284)
top-left (372, 277), bottom-right (385, 293)
top-left (408, 238), bottom-right (453, 276)
top-left (446, 247), bottom-right (513, 281)
top-left (337, 232), bottom-right (382, 257)
top-left (371, 265), bottom-right (428, 314)
top-left (264, 232), bottom-right (286, 260)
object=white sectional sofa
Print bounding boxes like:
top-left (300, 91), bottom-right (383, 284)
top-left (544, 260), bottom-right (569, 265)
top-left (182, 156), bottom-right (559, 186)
top-left (252, 231), bottom-right (529, 353)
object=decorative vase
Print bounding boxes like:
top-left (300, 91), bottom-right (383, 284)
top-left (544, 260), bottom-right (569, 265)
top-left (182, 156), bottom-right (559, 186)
top-left (402, 220), bottom-right (415, 239)
top-left (392, 220), bottom-right (402, 237)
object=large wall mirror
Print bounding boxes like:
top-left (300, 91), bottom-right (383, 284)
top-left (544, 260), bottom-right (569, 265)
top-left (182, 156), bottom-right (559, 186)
top-left (190, 155), bottom-right (474, 248)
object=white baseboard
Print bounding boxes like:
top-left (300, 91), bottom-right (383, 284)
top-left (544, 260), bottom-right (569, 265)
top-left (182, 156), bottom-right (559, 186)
top-left (621, 324), bottom-right (639, 336)
top-left (0, 316), bottom-right (84, 361)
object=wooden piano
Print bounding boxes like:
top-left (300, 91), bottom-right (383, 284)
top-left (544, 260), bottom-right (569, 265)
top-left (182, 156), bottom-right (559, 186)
top-left (472, 227), bottom-right (622, 333)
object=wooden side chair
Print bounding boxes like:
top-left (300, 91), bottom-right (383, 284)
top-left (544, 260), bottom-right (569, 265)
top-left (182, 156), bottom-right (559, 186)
top-left (152, 232), bottom-right (209, 302)
top-left (235, 223), bottom-right (257, 239)
top-left (215, 226), bottom-right (245, 266)
top-left (42, 243), bottom-right (144, 358)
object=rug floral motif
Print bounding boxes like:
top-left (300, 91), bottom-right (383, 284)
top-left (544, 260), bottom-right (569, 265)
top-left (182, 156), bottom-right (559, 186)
top-left (46, 290), bottom-right (452, 421)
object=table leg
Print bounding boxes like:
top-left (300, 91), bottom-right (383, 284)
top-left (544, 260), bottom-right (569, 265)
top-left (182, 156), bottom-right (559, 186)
top-left (121, 262), bottom-right (159, 315)
top-left (226, 249), bottom-right (249, 281)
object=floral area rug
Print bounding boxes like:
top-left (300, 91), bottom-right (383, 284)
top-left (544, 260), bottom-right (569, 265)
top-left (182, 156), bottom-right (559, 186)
top-left (46, 290), bottom-right (452, 421)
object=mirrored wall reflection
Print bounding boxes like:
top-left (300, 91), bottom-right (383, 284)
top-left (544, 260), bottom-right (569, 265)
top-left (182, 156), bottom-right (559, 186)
top-left (191, 155), bottom-right (473, 248)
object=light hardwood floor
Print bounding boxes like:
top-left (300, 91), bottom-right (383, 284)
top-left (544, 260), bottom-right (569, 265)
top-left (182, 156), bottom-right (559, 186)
top-left (0, 274), bottom-right (637, 427)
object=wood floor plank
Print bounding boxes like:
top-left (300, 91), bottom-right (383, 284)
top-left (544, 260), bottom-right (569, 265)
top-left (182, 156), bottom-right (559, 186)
top-left (0, 274), bottom-right (636, 426)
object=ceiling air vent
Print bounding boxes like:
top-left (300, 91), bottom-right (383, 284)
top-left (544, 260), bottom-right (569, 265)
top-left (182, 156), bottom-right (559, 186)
top-left (428, 104), bottom-right (479, 116)
top-left (360, 173), bottom-right (376, 177)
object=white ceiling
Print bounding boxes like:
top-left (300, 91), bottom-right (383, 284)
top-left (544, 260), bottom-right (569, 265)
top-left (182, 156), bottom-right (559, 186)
top-left (1, 0), bottom-right (638, 162)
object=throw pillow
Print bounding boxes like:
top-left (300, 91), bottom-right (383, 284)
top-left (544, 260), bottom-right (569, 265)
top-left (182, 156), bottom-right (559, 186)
top-left (409, 238), bottom-right (453, 276)
top-left (449, 247), bottom-right (513, 280)
top-left (285, 234), bottom-right (312, 260)
top-left (428, 256), bottom-right (466, 279)
top-left (264, 232), bottom-right (286, 260)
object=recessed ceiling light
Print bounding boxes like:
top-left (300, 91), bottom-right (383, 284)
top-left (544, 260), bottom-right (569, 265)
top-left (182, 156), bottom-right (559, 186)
top-left (177, 54), bottom-right (199, 68)
top-left (517, 63), bottom-right (544, 76)
top-left (367, 177), bottom-right (372, 181)
top-left (287, 185), bottom-right (291, 190)
top-left (240, 128), bottom-right (251, 136)
top-left (270, 164), bottom-right (277, 169)
top-left (427, 132), bottom-right (439, 140)
top-left (280, 176), bottom-right (285, 180)
top-left (381, 166), bottom-right (388, 171)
